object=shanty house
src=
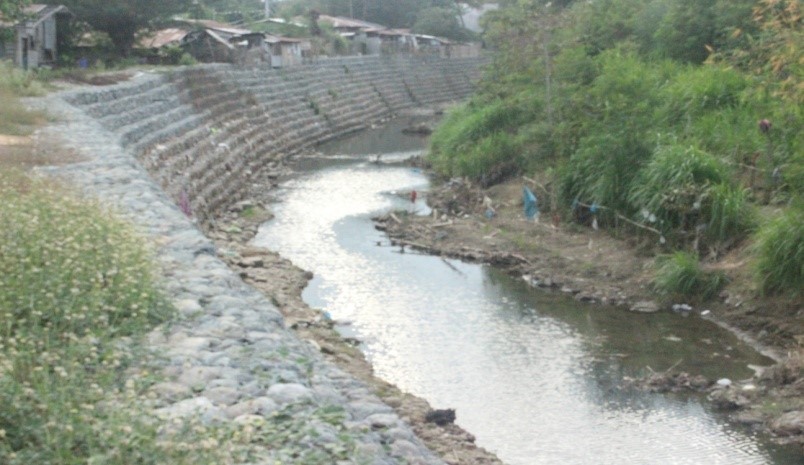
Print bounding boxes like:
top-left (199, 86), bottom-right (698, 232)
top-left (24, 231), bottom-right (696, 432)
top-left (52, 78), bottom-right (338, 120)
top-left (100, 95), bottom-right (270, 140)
top-left (264, 34), bottom-right (304, 68)
top-left (0, 4), bottom-right (71, 69)
top-left (180, 19), bottom-right (254, 64)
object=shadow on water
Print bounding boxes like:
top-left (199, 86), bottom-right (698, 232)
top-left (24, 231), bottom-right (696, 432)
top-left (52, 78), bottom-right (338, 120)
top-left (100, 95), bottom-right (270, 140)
top-left (253, 121), bottom-right (802, 465)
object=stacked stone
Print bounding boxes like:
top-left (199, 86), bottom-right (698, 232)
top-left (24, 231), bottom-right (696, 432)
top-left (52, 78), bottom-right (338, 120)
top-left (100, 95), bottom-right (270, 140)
top-left (33, 95), bottom-right (446, 465)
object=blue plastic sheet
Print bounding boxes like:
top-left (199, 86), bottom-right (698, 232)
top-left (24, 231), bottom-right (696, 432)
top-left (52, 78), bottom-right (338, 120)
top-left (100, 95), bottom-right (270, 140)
top-left (523, 186), bottom-right (539, 220)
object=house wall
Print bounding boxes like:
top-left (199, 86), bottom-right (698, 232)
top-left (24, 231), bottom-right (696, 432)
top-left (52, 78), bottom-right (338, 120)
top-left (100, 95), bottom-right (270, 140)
top-left (63, 55), bottom-right (488, 229)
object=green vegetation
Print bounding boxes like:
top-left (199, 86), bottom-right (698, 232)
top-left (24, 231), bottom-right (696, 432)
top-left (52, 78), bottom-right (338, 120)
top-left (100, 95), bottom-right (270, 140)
top-left (277, 0), bottom-right (481, 38)
top-left (429, 0), bottom-right (802, 295)
top-left (0, 171), bottom-right (178, 464)
top-left (755, 205), bottom-right (804, 297)
top-left (0, 61), bottom-right (47, 135)
top-left (653, 251), bottom-right (728, 300)
top-left (59, 0), bottom-right (191, 56)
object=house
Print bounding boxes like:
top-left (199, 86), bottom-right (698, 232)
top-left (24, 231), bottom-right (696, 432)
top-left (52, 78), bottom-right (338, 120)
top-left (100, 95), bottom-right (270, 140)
top-left (316, 15), bottom-right (386, 55)
top-left (264, 34), bottom-right (305, 68)
top-left (0, 4), bottom-right (72, 69)
top-left (138, 20), bottom-right (309, 67)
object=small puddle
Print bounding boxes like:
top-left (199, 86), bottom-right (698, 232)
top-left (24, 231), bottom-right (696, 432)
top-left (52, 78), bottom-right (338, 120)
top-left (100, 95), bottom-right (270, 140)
top-left (252, 120), bottom-right (801, 465)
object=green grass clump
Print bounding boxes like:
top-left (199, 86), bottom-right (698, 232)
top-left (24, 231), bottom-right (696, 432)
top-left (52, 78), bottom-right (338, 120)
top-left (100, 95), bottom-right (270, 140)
top-left (653, 251), bottom-right (728, 301)
top-left (429, 91), bottom-right (540, 182)
top-left (754, 206), bottom-right (804, 296)
top-left (628, 144), bottom-right (754, 245)
top-left (704, 183), bottom-right (756, 243)
top-left (559, 133), bottom-right (652, 218)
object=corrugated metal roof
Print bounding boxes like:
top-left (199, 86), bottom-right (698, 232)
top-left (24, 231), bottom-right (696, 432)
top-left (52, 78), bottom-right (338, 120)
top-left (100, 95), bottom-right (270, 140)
top-left (138, 28), bottom-right (189, 49)
top-left (317, 15), bottom-right (385, 31)
top-left (183, 19), bottom-right (251, 36)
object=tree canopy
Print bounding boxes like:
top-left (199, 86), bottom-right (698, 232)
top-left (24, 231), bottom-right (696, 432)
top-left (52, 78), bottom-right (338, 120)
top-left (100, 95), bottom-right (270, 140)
top-left (276, 0), bottom-right (482, 31)
top-left (413, 7), bottom-right (477, 41)
top-left (0, 0), bottom-right (29, 19)
top-left (57, 0), bottom-right (190, 56)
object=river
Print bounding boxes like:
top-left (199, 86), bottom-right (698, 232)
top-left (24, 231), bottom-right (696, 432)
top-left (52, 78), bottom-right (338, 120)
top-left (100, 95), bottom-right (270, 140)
top-left (252, 120), bottom-right (801, 465)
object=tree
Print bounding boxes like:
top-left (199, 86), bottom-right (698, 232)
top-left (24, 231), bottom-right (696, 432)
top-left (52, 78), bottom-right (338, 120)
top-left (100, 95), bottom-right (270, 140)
top-left (59, 0), bottom-right (190, 57)
top-left (412, 7), bottom-right (476, 42)
top-left (1, 0), bottom-right (29, 20)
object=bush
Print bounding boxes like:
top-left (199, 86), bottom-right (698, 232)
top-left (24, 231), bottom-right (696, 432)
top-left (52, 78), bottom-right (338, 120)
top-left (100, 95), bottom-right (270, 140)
top-left (755, 206), bottom-right (804, 296)
top-left (653, 251), bottom-right (728, 300)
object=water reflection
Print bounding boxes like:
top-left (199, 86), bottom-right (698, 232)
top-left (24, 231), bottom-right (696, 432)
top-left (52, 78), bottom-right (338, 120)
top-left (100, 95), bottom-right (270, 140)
top-left (252, 123), bottom-right (799, 465)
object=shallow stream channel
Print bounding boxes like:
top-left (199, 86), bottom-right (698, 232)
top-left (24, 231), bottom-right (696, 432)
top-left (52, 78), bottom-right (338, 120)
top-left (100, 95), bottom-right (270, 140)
top-left (252, 120), bottom-right (801, 465)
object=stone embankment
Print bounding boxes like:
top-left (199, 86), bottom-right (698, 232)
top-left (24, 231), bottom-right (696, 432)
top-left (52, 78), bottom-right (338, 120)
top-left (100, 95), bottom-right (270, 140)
top-left (63, 55), bottom-right (485, 229)
top-left (31, 56), bottom-right (487, 464)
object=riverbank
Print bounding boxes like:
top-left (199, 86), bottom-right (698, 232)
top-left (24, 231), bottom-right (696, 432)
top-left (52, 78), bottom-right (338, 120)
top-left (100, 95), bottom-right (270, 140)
top-left (373, 174), bottom-right (802, 448)
top-left (205, 197), bottom-right (505, 465)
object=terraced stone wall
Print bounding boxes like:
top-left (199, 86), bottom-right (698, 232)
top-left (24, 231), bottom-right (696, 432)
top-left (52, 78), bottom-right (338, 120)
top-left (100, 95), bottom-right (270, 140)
top-left (64, 55), bottom-right (486, 227)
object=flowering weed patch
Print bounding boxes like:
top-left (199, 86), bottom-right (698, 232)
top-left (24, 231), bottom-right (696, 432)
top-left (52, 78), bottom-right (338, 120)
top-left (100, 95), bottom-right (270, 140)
top-left (0, 170), bottom-right (191, 464)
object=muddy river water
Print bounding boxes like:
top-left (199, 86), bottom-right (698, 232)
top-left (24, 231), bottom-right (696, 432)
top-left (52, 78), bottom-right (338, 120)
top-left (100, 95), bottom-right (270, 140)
top-left (252, 121), bottom-right (801, 465)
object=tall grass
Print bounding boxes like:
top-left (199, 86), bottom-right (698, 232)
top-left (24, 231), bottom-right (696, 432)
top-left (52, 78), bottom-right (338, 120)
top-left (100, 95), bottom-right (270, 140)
top-left (628, 144), bottom-right (740, 240)
top-left (705, 183), bottom-right (756, 243)
top-left (754, 206), bottom-right (804, 296)
top-left (653, 251), bottom-right (728, 301)
top-left (0, 60), bottom-right (46, 135)
top-left (559, 133), bottom-right (651, 218)
top-left (429, 90), bottom-right (541, 181)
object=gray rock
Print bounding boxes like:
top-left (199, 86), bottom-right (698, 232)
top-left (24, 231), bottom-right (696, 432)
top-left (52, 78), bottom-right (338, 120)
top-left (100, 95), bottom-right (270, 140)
top-left (224, 397), bottom-right (278, 419)
top-left (266, 383), bottom-right (314, 405)
top-left (177, 366), bottom-right (223, 390)
top-left (771, 411), bottom-right (804, 436)
top-left (156, 397), bottom-right (226, 424)
top-left (150, 382), bottom-right (192, 402)
top-left (630, 301), bottom-right (660, 313)
top-left (366, 413), bottom-right (400, 429)
top-left (204, 386), bottom-right (241, 406)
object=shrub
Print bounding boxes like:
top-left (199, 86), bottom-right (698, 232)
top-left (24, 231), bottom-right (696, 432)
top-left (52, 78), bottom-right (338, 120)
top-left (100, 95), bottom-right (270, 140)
top-left (0, 173), bottom-right (173, 340)
top-left (653, 251), bottom-right (728, 300)
top-left (754, 206), bottom-right (804, 296)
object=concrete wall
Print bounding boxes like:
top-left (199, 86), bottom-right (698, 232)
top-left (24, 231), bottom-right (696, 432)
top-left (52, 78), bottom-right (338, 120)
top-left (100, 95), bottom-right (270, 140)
top-left (64, 55), bottom-right (487, 228)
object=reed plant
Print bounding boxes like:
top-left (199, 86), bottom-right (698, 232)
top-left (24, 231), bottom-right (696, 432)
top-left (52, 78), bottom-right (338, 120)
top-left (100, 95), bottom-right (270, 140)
top-left (653, 251), bottom-right (728, 301)
top-left (754, 205), bottom-right (804, 296)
